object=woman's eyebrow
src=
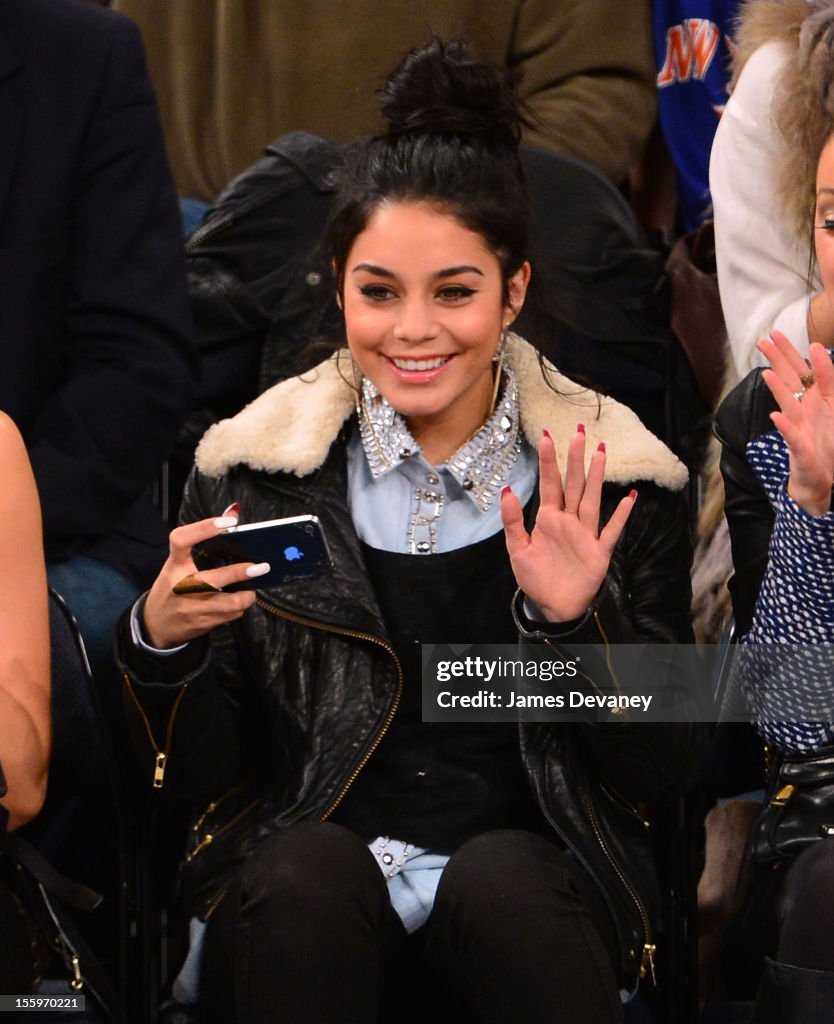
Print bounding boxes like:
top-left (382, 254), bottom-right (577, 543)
top-left (351, 263), bottom-right (485, 277)
top-left (351, 262), bottom-right (395, 276)
top-left (817, 187), bottom-right (834, 197)
top-left (436, 265), bottom-right (484, 278)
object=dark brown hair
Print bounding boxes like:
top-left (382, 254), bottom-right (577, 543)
top-left (326, 37), bottom-right (530, 306)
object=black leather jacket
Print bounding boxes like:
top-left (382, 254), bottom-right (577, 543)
top-left (714, 369), bottom-right (778, 637)
top-left (118, 343), bottom-right (708, 989)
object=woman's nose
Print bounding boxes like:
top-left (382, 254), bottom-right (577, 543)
top-left (393, 298), bottom-right (439, 343)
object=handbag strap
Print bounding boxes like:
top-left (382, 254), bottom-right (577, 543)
top-left (4, 831), bottom-right (101, 912)
top-left (2, 830), bottom-right (124, 1024)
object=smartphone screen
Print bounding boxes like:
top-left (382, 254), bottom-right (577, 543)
top-left (192, 515), bottom-right (333, 591)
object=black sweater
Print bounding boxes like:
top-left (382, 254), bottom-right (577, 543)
top-left (331, 532), bottom-right (542, 850)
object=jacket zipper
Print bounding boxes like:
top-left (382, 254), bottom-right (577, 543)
top-left (539, 609), bottom-right (652, 980)
top-left (530, 759), bottom-right (655, 987)
top-left (583, 787), bottom-right (656, 984)
top-left (254, 595), bottom-right (403, 819)
top-left (203, 882), bottom-right (231, 921)
top-left (592, 611), bottom-right (626, 702)
top-left (600, 780), bottom-right (648, 827)
top-left (124, 675), bottom-right (189, 789)
top-left (181, 779), bottom-right (262, 926)
top-left (585, 609), bottom-right (653, 980)
top-left (184, 212), bottom-right (234, 251)
top-left (541, 611), bottom-right (627, 715)
top-left (185, 775), bottom-right (261, 861)
top-left (185, 796), bottom-right (262, 863)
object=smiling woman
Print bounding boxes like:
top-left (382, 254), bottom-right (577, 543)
top-left (342, 201), bottom-right (530, 465)
top-left (117, 37), bottom-right (705, 1024)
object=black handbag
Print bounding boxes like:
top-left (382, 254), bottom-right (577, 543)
top-left (1, 765), bottom-right (124, 1022)
top-left (751, 744), bottom-right (834, 863)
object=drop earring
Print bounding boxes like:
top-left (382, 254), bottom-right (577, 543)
top-left (491, 322), bottom-right (509, 411)
top-left (348, 346), bottom-right (364, 419)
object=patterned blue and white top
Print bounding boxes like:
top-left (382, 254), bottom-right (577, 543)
top-left (740, 429), bottom-right (834, 752)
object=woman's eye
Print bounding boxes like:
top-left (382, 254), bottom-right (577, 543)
top-left (360, 284), bottom-right (396, 301)
top-left (437, 285), bottom-right (476, 301)
top-left (824, 218), bottom-right (834, 232)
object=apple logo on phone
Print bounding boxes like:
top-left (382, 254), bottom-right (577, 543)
top-left (284, 546), bottom-right (304, 562)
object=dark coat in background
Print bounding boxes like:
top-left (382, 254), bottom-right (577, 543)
top-left (0, 0), bottom-right (196, 585)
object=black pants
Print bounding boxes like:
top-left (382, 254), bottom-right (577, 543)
top-left (774, 837), bottom-right (834, 970)
top-left (724, 836), bottom-right (834, 998)
top-left (200, 823), bottom-right (623, 1024)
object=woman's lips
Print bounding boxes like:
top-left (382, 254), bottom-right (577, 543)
top-left (385, 354), bottom-right (454, 382)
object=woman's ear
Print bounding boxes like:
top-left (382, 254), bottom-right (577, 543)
top-left (506, 261), bottom-right (532, 323)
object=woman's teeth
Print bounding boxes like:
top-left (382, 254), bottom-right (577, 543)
top-left (390, 356), bottom-right (449, 370)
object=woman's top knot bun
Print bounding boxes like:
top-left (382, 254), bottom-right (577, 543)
top-left (379, 36), bottom-right (524, 150)
top-left (327, 35), bottom-right (531, 296)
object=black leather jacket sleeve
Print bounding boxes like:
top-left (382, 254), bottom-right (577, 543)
top-left (516, 481), bottom-right (709, 805)
top-left (117, 469), bottom-right (261, 801)
top-left (714, 370), bottom-right (777, 637)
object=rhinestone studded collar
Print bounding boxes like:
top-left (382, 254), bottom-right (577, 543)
top-left (357, 365), bottom-right (522, 515)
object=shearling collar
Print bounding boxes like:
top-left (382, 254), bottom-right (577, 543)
top-left (195, 334), bottom-right (688, 491)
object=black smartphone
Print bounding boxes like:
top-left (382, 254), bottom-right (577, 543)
top-left (192, 515), bottom-right (333, 591)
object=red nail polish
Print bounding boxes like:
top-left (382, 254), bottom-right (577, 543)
top-left (577, 423), bottom-right (585, 434)
top-left (629, 489), bottom-right (638, 501)
top-left (502, 486), bottom-right (512, 497)
top-left (223, 502), bottom-right (241, 516)
top-left (542, 428), bottom-right (551, 440)
top-left (597, 442), bottom-right (606, 453)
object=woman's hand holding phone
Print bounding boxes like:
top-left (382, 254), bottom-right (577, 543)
top-left (142, 508), bottom-right (270, 650)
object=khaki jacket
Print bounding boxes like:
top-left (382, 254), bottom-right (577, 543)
top-left (112, 0), bottom-right (655, 199)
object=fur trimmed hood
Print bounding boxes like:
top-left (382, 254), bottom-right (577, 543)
top-left (196, 334), bottom-right (688, 491)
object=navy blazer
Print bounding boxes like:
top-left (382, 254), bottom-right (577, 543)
top-left (0, 0), bottom-right (196, 584)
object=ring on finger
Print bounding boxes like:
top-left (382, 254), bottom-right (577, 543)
top-left (800, 371), bottom-right (816, 389)
top-left (792, 387), bottom-right (806, 402)
top-left (172, 574), bottom-right (222, 596)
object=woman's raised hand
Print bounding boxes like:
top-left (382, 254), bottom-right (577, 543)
top-left (500, 428), bottom-right (636, 623)
top-left (142, 506), bottom-right (269, 650)
top-left (759, 331), bottom-right (834, 516)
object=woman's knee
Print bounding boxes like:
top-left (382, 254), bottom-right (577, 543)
top-left (435, 829), bottom-right (575, 920)
top-left (238, 821), bottom-right (386, 916)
